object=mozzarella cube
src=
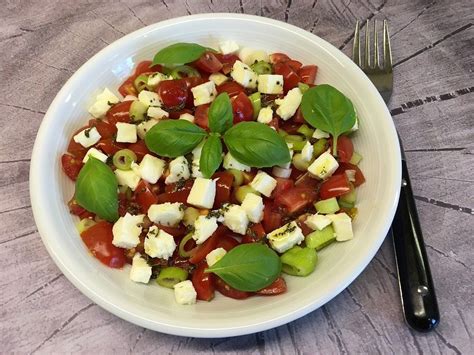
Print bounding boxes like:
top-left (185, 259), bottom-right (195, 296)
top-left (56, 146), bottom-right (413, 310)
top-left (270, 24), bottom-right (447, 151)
top-left (133, 154), bottom-right (165, 184)
top-left (206, 247), bottom-right (227, 267)
top-left (192, 140), bottom-right (206, 159)
top-left (275, 88), bottom-right (303, 120)
top-left (307, 151), bottom-right (339, 180)
top-left (250, 171), bottom-right (277, 197)
top-left (223, 204), bottom-right (249, 235)
top-left (278, 143), bottom-right (294, 169)
top-left (173, 280), bottom-right (197, 305)
top-left (241, 193), bottom-right (264, 223)
top-left (209, 73), bottom-right (229, 86)
top-left (73, 127), bottom-right (101, 148)
top-left (328, 213), bottom-right (353, 241)
top-left (88, 88), bottom-right (119, 118)
top-left (305, 214), bottom-right (332, 231)
top-left (165, 156), bottom-right (190, 184)
top-left (239, 47), bottom-right (269, 65)
top-left (147, 202), bottom-right (184, 226)
top-left (301, 141), bottom-right (314, 162)
top-left (82, 147), bottom-right (108, 163)
top-left (138, 90), bottom-right (161, 108)
top-left (312, 128), bottom-right (330, 139)
top-left (231, 60), bottom-right (257, 89)
top-left (192, 215), bottom-right (218, 244)
top-left (116, 123), bottom-right (137, 143)
top-left (96, 88), bottom-right (120, 104)
top-left (148, 72), bottom-right (170, 86)
top-left (223, 152), bottom-right (251, 172)
top-left (144, 226), bottom-right (176, 259)
top-left (112, 213), bottom-right (145, 249)
top-left (272, 166), bottom-right (292, 179)
top-left (257, 106), bottom-right (273, 124)
top-left (258, 74), bottom-right (284, 94)
top-left (191, 81), bottom-right (217, 106)
top-left (137, 119), bottom-right (159, 139)
top-left (147, 106), bottom-right (169, 119)
top-left (115, 169), bottom-right (141, 191)
top-left (267, 221), bottom-right (304, 253)
top-left (187, 177), bottom-right (216, 209)
top-left (191, 159), bottom-right (203, 178)
top-left (179, 113), bottom-right (195, 123)
top-left (130, 253), bottom-right (152, 284)
top-left (219, 40), bottom-right (239, 55)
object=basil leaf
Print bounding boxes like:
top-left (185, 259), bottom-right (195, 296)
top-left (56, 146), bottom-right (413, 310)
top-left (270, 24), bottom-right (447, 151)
top-left (199, 135), bottom-right (223, 178)
top-left (152, 43), bottom-right (206, 66)
top-left (145, 120), bottom-right (207, 158)
top-left (206, 244), bottom-right (281, 292)
top-left (300, 84), bottom-right (356, 155)
top-left (223, 122), bottom-right (291, 168)
top-left (208, 93), bottom-right (233, 134)
top-left (75, 157), bottom-right (118, 222)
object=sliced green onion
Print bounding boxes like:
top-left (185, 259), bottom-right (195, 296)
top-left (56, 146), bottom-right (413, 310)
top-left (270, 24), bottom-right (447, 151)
top-left (113, 149), bottom-right (137, 170)
top-left (285, 134), bottom-right (304, 144)
top-left (314, 197), bottom-right (339, 214)
top-left (178, 232), bottom-right (195, 257)
top-left (298, 82), bottom-right (310, 93)
top-left (76, 218), bottom-right (96, 234)
top-left (349, 151), bottom-right (363, 165)
top-left (305, 225), bottom-right (335, 250)
top-left (235, 185), bottom-right (260, 204)
top-left (129, 100), bottom-right (148, 122)
top-left (313, 138), bottom-right (328, 158)
top-left (170, 65), bottom-right (201, 79)
top-left (250, 60), bottom-right (272, 75)
top-left (183, 208), bottom-right (200, 227)
top-left (228, 169), bottom-right (244, 187)
top-left (281, 246), bottom-right (318, 276)
top-left (292, 153), bottom-right (310, 171)
top-left (297, 124), bottom-right (315, 138)
top-left (248, 92), bottom-right (262, 119)
top-left (156, 267), bottom-right (189, 288)
top-left (133, 74), bottom-right (150, 93)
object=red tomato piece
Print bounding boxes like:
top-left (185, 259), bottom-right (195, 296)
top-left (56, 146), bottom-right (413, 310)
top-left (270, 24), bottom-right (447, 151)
top-left (194, 52), bottom-right (223, 73)
top-left (273, 62), bottom-right (301, 92)
top-left (212, 171), bottom-right (234, 208)
top-left (157, 224), bottom-right (187, 238)
top-left (88, 119), bottom-right (116, 139)
top-left (118, 192), bottom-right (130, 217)
top-left (269, 53), bottom-right (291, 64)
top-left (118, 80), bottom-right (137, 97)
top-left (95, 138), bottom-right (126, 156)
top-left (194, 104), bottom-right (210, 130)
top-left (294, 172), bottom-right (320, 190)
top-left (157, 180), bottom-right (194, 204)
top-left (268, 117), bottom-right (279, 130)
top-left (68, 197), bottom-right (94, 219)
top-left (216, 234), bottom-right (240, 251)
top-left (189, 225), bottom-right (227, 264)
top-left (319, 174), bottom-right (351, 199)
top-left (214, 277), bottom-right (251, 299)
top-left (106, 101), bottom-right (132, 125)
top-left (279, 120), bottom-right (301, 134)
top-left (133, 180), bottom-right (158, 213)
top-left (217, 81), bottom-right (246, 98)
top-left (61, 154), bottom-right (83, 181)
top-left (168, 108), bottom-right (193, 120)
top-left (215, 53), bottom-right (239, 74)
top-left (335, 135), bottom-right (354, 163)
top-left (262, 201), bottom-right (284, 233)
top-left (231, 92), bottom-right (254, 123)
top-left (275, 187), bottom-right (317, 214)
top-left (242, 223), bottom-right (266, 243)
top-left (156, 79), bottom-right (188, 110)
top-left (80, 221), bottom-right (126, 268)
top-left (192, 261), bottom-right (215, 301)
top-left (286, 59), bottom-right (303, 71)
top-left (271, 178), bottom-right (294, 199)
top-left (67, 127), bottom-right (89, 159)
top-left (298, 65), bottom-right (318, 85)
top-left (296, 215), bottom-right (313, 236)
top-left (334, 162), bottom-right (366, 187)
top-left (128, 140), bottom-right (151, 162)
top-left (256, 277), bottom-right (287, 295)
top-left (292, 107), bottom-right (305, 123)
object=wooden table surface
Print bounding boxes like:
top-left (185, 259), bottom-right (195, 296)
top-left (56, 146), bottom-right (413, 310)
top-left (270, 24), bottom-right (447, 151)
top-left (1, 0), bottom-right (473, 353)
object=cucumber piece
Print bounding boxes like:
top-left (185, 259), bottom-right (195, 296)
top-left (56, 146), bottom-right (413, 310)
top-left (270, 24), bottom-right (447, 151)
top-left (235, 185), bottom-right (260, 203)
top-left (133, 74), bottom-right (150, 92)
top-left (129, 100), bottom-right (148, 122)
top-left (156, 267), bottom-right (188, 288)
top-left (314, 197), bottom-right (339, 214)
top-left (338, 200), bottom-right (355, 209)
top-left (313, 138), bottom-right (328, 158)
top-left (297, 124), bottom-right (314, 138)
top-left (227, 169), bottom-right (244, 187)
top-left (285, 134), bottom-right (304, 144)
top-left (298, 82), bottom-right (310, 93)
top-left (339, 184), bottom-right (357, 204)
top-left (248, 92), bottom-right (261, 119)
top-left (305, 225), bottom-right (336, 250)
top-left (292, 153), bottom-right (310, 171)
top-left (291, 140), bottom-right (307, 151)
top-left (278, 129), bottom-right (288, 138)
top-left (250, 60), bottom-right (272, 75)
top-left (76, 218), bottom-right (96, 234)
top-left (349, 151), bottom-right (363, 165)
top-left (281, 246), bottom-right (318, 276)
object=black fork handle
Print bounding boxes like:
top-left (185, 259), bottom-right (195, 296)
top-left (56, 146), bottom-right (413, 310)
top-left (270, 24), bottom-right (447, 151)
top-left (391, 160), bottom-right (440, 331)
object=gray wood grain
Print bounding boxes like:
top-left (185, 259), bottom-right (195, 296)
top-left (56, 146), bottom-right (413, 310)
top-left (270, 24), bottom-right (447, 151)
top-left (1, 0), bottom-right (473, 353)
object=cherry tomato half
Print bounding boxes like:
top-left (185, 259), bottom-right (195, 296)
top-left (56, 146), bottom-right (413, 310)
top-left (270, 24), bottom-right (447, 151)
top-left (133, 180), bottom-right (158, 213)
top-left (231, 92), bottom-right (254, 123)
top-left (255, 277), bottom-right (287, 295)
top-left (192, 261), bottom-right (215, 301)
top-left (274, 187), bottom-right (318, 215)
top-left (298, 65), bottom-right (318, 85)
top-left (106, 101), bottom-right (132, 125)
top-left (335, 135), bottom-right (354, 163)
top-left (334, 162), bottom-right (366, 187)
top-left (319, 173), bottom-right (351, 200)
top-left (61, 154), bottom-right (83, 181)
top-left (217, 81), bottom-right (246, 98)
top-left (214, 277), bottom-right (251, 300)
top-left (273, 62), bottom-right (301, 92)
top-left (194, 52), bottom-right (223, 73)
top-left (156, 79), bottom-right (188, 110)
top-left (212, 171), bottom-right (234, 208)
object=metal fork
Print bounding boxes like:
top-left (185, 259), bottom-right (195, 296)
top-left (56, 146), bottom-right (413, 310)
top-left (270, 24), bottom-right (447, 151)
top-left (353, 20), bottom-right (440, 332)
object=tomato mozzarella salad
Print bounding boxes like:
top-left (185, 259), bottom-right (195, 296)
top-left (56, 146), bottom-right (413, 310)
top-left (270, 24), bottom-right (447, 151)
top-left (62, 40), bottom-right (365, 305)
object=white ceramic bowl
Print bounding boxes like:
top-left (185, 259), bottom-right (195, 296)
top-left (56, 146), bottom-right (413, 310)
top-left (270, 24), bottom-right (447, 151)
top-left (30, 13), bottom-right (401, 337)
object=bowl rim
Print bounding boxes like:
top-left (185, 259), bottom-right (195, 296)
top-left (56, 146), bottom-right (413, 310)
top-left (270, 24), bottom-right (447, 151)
top-left (30, 13), bottom-right (401, 337)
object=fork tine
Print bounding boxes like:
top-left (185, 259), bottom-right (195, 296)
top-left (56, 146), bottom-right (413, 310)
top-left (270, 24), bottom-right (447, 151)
top-left (373, 20), bottom-right (379, 68)
top-left (383, 20), bottom-right (393, 70)
top-left (364, 19), bottom-right (370, 68)
top-left (352, 20), bottom-right (361, 66)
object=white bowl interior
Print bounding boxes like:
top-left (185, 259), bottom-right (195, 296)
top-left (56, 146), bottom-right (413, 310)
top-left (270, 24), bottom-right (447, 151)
top-left (30, 14), bottom-right (400, 337)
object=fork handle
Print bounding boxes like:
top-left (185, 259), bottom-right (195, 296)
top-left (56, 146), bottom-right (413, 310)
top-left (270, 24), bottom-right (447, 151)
top-left (391, 160), bottom-right (440, 331)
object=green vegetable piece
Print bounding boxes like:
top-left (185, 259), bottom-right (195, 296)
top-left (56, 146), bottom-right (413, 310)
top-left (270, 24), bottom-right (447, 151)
top-left (76, 218), bottom-right (96, 234)
top-left (75, 157), bottom-right (118, 222)
top-left (223, 122), bottom-right (291, 168)
top-left (156, 267), bottom-right (189, 288)
top-left (292, 153), bottom-right (310, 171)
top-left (133, 74), bottom-right (150, 92)
top-left (291, 140), bottom-right (308, 151)
top-left (298, 82), bottom-right (310, 93)
top-left (199, 135), bottom-right (223, 178)
top-left (278, 129), bottom-right (288, 138)
top-left (113, 149), bottom-right (137, 170)
top-left (338, 200), bottom-right (355, 209)
top-left (170, 65), bottom-right (201, 79)
top-left (178, 232), bottom-right (195, 257)
top-left (248, 92), bottom-right (262, 119)
top-left (297, 124), bottom-right (314, 138)
top-left (235, 185), bottom-right (260, 203)
top-left (250, 60), bottom-right (273, 74)
top-left (205, 243), bottom-right (282, 292)
top-left (301, 84), bottom-right (356, 155)
top-left (129, 100), bottom-right (148, 122)
top-left (284, 134), bottom-right (304, 144)
top-left (281, 246), bottom-right (318, 276)
top-left (152, 42), bottom-right (206, 66)
top-left (314, 197), bottom-right (340, 214)
top-left (349, 151), bottom-right (363, 165)
top-left (305, 225), bottom-right (336, 251)
top-left (313, 138), bottom-right (328, 158)
top-left (145, 120), bottom-right (207, 158)
top-left (339, 183), bottom-right (356, 204)
top-left (208, 93), bottom-right (233, 134)
top-left (183, 209), bottom-right (199, 227)
top-left (228, 169), bottom-right (244, 187)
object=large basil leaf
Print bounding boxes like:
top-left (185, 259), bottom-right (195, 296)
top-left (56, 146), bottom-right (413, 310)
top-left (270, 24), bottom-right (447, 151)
top-left (75, 157), bottom-right (118, 222)
top-left (152, 43), bottom-right (206, 66)
top-left (206, 243), bottom-right (281, 292)
top-left (199, 135), bottom-right (223, 178)
top-left (300, 84), bottom-right (356, 155)
top-left (145, 120), bottom-right (207, 157)
top-left (208, 93), bottom-right (233, 134)
top-left (223, 122), bottom-right (291, 167)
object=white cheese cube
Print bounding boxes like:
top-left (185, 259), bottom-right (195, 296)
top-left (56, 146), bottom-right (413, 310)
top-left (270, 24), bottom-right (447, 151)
top-left (206, 247), bottom-right (227, 267)
top-left (307, 151), bottom-right (339, 180)
top-left (209, 73), bottom-right (229, 86)
top-left (88, 88), bottom-right (119, 118)
top-left (275, 88), bottom-right (303, 120)
top-left (144, 226), bottom-right (176, 259)
top-left (130, 253), bottom-right (152, 284)
top-left (148, 72), bottom-right (170, 87)
top-left (272, 166), bottom-right (292, 178)
top-left (267, 221), bottom-right (304, 253)
top-left (223, 152), bottom-right (251, 172)
top-left (192, 215), bottom-right (218, 244)
top-left (191, 159), bottom-right (203, 178)
top-left (187, 177), bottom-right (216, 209)
top-left (230, 60), bottom-right (257, 89)
top-left (173, 280), bottom-right (197, 305)
top-left (301, 141), bottom-right (314, 162)
top-left (73, 127), bottom-right (101, 148)
top-left (239, 47), bottom-right (269, 65)
top-left (257, 106), bottom-right (273, 124)
top-left (219, 40), bottom-right (239, 55)
top-left (312, 128), bottom-right (330, 139)
top-left (116, 123), bottom-right (137, 143)
top-left (147, 202), bottom-right (184, 226)
top-left (328, 213), bottom-right (353, 241)
top-left (137, 119), bottom-right (159, 139)
top-left (82, 147), bottom-right (108, 163)
top-left (133, 154), bottom-right (165, 184)
top-left (179, 113), bottom-right (195, 123)
top-left (305, 214), bottom-right (332, 231)
top-left (241, 193), bottom-right (264, 223)
top-left (138, 90), bottom-right (161, 108)
top-left (147, 106), bottom-right (169, 119)
top-left (96, 88), bottom-right (120, 104)
top-left (192, 140), bottom-right (205, 159)
top-left (223, 204), bottom-right (249, 235)
top-left (250, 171), bottom-right (277, 197)
top-left (123, 95), bottom-right (138, 101)
top-left (165, 156), bottom-right (190, 184)
top-left (258, 74), bottom-right (284, 94)
top-left (112, 213), bottom-right (145, 249)
top-left (278, 143), bottom-right (294, 169)
top-left (115, 169), bottom-right (141, 191)
top-left (191, 81), bottom-right (217, 106)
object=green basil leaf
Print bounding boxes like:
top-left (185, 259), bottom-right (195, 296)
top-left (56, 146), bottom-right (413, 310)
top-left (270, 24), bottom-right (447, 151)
top-left (75, 157), bottom-right (118, 222)
top-left (300, 84), bottom-right (356, 155)
top-left (145, 120), bottom-right (207, 158)
top-left (206, 244), bottom-right (281, 292)
top-left (199, 135), bottom-right (223, 178)
top-left (152, 43), bottom-right (206, 66)
top-left (223, 122), bottom-right (291, 168)
top-left (208, 93), bottom-right (233, 134)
